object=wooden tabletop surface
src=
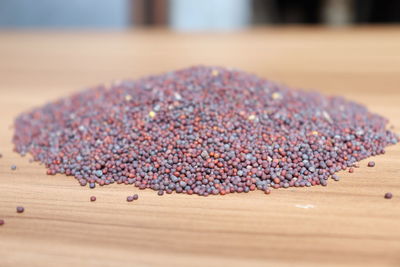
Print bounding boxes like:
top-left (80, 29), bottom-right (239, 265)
top-left (0, 27), bottom-right (399, 267)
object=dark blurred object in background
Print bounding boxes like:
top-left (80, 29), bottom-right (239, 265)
top-left (354, 0), bottom-right (400, 23)
top-left (0, 0), bottom-right (399, 30)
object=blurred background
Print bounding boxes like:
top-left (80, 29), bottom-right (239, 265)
top-left (0, 0), bottom-right (399, 30)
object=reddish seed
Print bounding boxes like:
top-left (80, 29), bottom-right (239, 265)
top-left (16, 206), bottom-right (24, 213)
top-left (0, 219), bottom-right (4, 225)
top-left (384, 192), bottom-right (393, 199)
top-left (349, 168), bottom-right (354, 173)
top-left (367, 161), bottom-right (375, 167)
top-left (90, 196), bottom-right (96, 202)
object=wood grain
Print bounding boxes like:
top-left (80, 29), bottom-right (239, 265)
top-left (0, 27), bottom-right (399, 267)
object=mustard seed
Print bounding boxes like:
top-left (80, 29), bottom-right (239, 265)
top-left (367, 161), bottom-right (375, 167)
top-left (16, 206), bottom-right (24, 213)
top-left (384, 192), bottom-right (393, 199)
top-left (12, 66), bottom-right (398, 197)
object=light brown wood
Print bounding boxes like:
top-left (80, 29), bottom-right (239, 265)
top-left (0, 27), bottom-right (399, 267)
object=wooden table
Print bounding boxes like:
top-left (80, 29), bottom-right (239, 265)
top-left (0, 27), bottom-right (399, 267)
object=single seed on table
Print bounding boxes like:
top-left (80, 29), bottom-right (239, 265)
top-left (367, 161), bottom-right (375, 167)
top-left (349, 168), bottom-right (354, 173)
top-left (127, 196), bottom-right (134, 202)
top-left (0, 219), bottom-right (4, 226)
top-left (90, 196), bottom-right (96, 202)
top-left (11, 165), bottom-right (16, 170)
top-left (132, 194), bottom-right (139, 200)
top-left (16, 206), bottom-right (24, 213)
top-left (384, 192), bottom-right (393, 199)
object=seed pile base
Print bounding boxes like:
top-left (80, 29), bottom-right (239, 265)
top-left (13, 66), bottom-right (398, 196)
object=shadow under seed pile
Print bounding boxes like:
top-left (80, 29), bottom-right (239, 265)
top-left (13, 66), bottom-right (398, 196)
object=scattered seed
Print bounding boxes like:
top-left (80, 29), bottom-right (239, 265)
top-left (12, 66), bottom-right (398, 197)
top-left (349, 168), bottom-right (354, 173)
top-left (11, 165), bottom-right (16, 170)
top-left (127, 196), bottom-right (134, 202)
top-left (0, 219), bottom-right (4, 226)
top-left (384, 192), bottom-right (393, 199)
top-left (367, 161), bottom-right (375, 167)
top-left (16, 206), bottom-right (24, 213)
top-left (132, 194), bottom-right (139, 200)
top-left (90, 196), bottom-right (96, 202)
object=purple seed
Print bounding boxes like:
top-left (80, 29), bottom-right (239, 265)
top-left (90, 196), bottom-right (96, 202)
top-left (384, 192), bottom-right (393, 199)
top-left (132, 194), bottom-right (139, 200)
top-left (16, 206), bottom-right (24, 213)
top-left (11, 66), bottom-right (398, 197)
top-left (367, 161), bottom-right (375, 167)
top-left (0, 219), bottom-right (4, 225)
top-left (126, 196), bottom-right (134, 202)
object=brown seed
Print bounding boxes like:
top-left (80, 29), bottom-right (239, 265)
top-left (367, 161), bottom-right (375, 167)
top-left (90, 196), bottom-right (96, 202)
top-left (384, 192), bottom-right (393, 199)
top-left (16, 206), bottom-right (24, 213)
top-left (0, 219), bottom-right (4, 225)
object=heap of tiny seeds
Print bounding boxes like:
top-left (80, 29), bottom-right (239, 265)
top-left (13, 66), bottom-right (398, 196)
